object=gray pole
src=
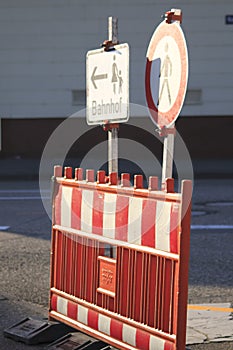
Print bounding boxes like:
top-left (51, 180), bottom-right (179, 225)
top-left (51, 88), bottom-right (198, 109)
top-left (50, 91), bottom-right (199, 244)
top-left (108, 17), bottom-right (118, 175)
top-left (161, 125), bottom-right (175, 185)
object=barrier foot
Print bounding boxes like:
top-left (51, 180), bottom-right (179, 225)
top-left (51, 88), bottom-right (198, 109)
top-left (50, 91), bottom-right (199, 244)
top-left (4, 317), bottom-right (73, 345)
top-left (47, 332), bottom-right (113, 349)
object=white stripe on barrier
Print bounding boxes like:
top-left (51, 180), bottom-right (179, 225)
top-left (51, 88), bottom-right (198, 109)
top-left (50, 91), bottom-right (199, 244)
top-left (98, 313), bottom-right (111, 336)
top-left (122, 324), bottom-right (136, 347)
top-left (149, 335), bottom-right (165, 350)
top-left (156, 201), bottom-right (171, 252)
top-left (78, 304), bottom-right (88, 325)
top-left (61, 186), bottom-right (72, 227)
top-left (128, 197), bottom-right (143, 245)
top-left (103, 193), bottom-right (117, 239)
top-left (57, 296), bottom-right (68, 316)
top-left (81, 190), bottom-right (94, 233)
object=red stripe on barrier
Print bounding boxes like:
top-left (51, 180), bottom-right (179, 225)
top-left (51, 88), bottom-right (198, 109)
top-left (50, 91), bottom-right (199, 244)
top-left (54, 185), bottom-right (62, 225)
top-left (136, 329), bottom-right (150, 350)
top-left (164, 340), bottom-right (174, 350)
top-left (142, 199), bottom-right (156, 248)
top-left (67, 300), bottom-right (78, 320)
top-left (51, 294), bottom-right (57, 311)
top-left (115, 195), bottom-right (129, 241)
top-left (169, 204), bottom-right (179, 254)
top-left (92, 191), bottom-right (104, 235)
top-left (110, 318), bottom-right (123, 341)
top-left (71, 188), bottom-right (82, 230)
top-left (88, 308), bottom-right (99, 330)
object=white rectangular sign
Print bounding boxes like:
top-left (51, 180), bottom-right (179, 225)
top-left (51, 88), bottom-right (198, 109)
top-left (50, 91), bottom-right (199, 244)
top-left (86, 43), bottom-right (129, 125)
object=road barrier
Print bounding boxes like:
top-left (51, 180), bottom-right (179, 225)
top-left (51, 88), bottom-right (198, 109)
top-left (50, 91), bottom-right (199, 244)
top-left (49, 166), bottom-right (192, 350)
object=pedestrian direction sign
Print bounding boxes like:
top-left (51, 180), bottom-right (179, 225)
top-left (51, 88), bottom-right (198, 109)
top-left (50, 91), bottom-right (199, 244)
top-left (86, 43), bottom-right (129, 125)
top-left (145, 20), bottom-right (188, 128)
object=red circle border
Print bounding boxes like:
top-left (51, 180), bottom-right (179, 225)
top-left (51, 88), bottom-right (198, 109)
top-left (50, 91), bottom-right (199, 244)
top-left (145, 21), bottom-right (188, 128)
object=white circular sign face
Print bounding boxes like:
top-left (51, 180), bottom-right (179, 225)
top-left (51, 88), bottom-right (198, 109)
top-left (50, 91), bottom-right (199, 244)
top-left (145, 21), bottom-right (188, 128)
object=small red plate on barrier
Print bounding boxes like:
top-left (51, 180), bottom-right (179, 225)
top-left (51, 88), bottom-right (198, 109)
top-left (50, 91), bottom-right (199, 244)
top-left (97, 256), bottom-right (116, 297)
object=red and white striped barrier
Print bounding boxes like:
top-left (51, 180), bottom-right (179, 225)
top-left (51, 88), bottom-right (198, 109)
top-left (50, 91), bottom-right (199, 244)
top-left (49, 166), bottom-right (192, 350)
top-left (51, 294), bottom-right (174, 350)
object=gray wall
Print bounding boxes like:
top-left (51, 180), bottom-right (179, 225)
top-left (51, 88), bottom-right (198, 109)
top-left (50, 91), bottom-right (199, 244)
top-left (0, 1), bottom-right (232, 119)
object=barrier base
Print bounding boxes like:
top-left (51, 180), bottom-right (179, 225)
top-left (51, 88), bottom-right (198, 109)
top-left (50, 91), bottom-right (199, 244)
top-left (4, 317), bottom-right (73, 345)
top-left (47, 332), bottom-right (113, 349)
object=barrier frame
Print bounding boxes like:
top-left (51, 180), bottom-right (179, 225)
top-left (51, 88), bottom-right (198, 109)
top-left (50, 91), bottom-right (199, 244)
top-left (49, 166), bottom-right (192, 350)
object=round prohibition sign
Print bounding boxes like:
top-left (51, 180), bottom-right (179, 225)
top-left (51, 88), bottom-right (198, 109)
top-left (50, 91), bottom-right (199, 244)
top-left (145, 21), bottom-right (188, 129)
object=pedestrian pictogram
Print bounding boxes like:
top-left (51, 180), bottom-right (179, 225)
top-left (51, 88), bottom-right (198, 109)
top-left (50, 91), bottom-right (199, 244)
top-left (158, 43), bottom-right (172, 106)
top-left (145, 13), bottom-right (188, 129)
top-left (111, 55), bottom-right (124, 94)
top-left (86, 43), bottom-right (129, 125)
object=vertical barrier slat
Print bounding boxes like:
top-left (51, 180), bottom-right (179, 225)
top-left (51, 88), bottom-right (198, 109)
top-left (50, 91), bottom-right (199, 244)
top-left (85, 240), bottom-right (93, 302)
top-left (163, 259), bottom-right (172, 333)
top-left (65, 234), bottom-right (72, 294)
top-left (133, 251), bottom-right (143, 322)
top-left (142, 252), bottom-right (149, 324)
top-left (72, 234), bottom-right (77, 296)
top-left (156, 256), bottom-right (162, 329)
top-left (128, 249), bottom-right (134, 318)
top-left (62, 232), bottom-right (67, 292)
top-left (142, 254), bottom-right (150, 324)
top-left (119, 247), bottom-right (129, 317)
top-left (148, 254), bottom-right (156, 327)
top-left (115, 246), bottom-right (122, 314)
top-left (52, 230), bottom-right (57, 289)
top-left (83, 238), bottom-right (88, 300)
top-left (92, 240), bottom-right (97, 303)
top-left (75, 237), bottom-right (83, 298)
top-left (55, 231), bottom-right (63, 291)
top-left (169, 260), bottom-right (176, 335)
top-left (172, 259), bottom-right (180, 337)
top-left (160, 257), bottom-right (165, 331)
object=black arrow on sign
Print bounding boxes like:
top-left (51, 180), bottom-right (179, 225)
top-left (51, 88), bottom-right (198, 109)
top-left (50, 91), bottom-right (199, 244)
top-left (91, 67), bottom-right (108, 89)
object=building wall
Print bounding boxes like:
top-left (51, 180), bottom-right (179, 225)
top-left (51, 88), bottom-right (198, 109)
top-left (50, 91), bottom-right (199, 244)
top-left (0, 0), bottom-right (233, 119)
top-left (0, 0), bottom-right (232, 159)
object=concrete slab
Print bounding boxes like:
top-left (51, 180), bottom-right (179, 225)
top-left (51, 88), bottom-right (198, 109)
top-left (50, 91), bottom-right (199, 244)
top-left (187, 303), bottom-right (233, 345)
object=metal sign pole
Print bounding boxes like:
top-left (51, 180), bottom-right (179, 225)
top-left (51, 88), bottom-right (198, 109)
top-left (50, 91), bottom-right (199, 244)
top-left (161, 126), bottom-right (175, 184)
top-left (108, 17), bottom-right (118, 175)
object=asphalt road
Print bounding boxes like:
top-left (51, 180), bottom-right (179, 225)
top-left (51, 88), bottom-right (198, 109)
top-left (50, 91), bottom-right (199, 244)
top-left (0, 179), bottom-right (233, 350)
